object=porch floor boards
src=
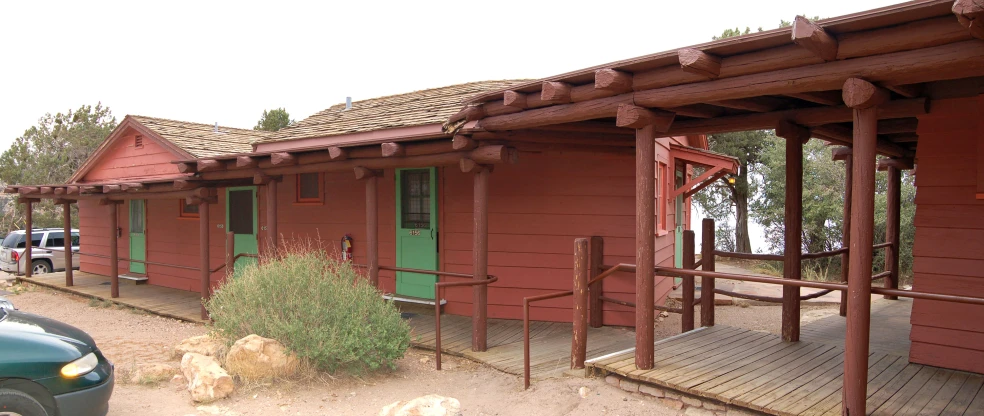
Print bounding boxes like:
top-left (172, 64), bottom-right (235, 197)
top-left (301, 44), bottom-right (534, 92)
top-left (19, 271), bottom-right (208, 323)
top-left (586, 299), bottom-right (983, 416)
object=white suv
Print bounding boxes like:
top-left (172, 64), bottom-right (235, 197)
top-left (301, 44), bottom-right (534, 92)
top-left (0, 229), bottom-right (80, 275)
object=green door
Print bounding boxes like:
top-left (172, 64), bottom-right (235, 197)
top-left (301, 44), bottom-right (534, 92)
top-left (129, 200), bottom-right (146, 274)
top-left (226, 187), bottom-right (258, 274)
top-left (675, 168), bottom-right (685, 268)
top-left (395, 168), bottom-right (439, 299)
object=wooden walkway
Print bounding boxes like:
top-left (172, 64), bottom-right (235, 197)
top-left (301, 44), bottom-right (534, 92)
top-left (406, 311), bottom-right (636, 380)
top-left (19, 271), bottom-right (207, 323)
top-left (586, 324), bottom-right (984, 415)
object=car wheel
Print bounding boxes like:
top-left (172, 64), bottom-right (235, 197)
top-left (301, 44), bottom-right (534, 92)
top-left (0, 388), bottom-right (49, 416)
top-left (31, 261), bottom-right (50, 275)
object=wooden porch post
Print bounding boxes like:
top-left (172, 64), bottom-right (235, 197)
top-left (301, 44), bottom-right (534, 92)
top-left (777, 120), bottom-right (809, 342)
top-left (884, 164), bottom-right (902, 300)
top-left (635, 124), bottom-right (656, 370)
top-left (266, 178), bottom-right (279, 252)
top-left (366, 174), bottom-right (379, 287)
top-left (842, 77), bottom-right (887, 415)
top-left (23, 199), bottom-right (33, 278)
top-left (107, 201), bottom-right (119, 298)
top-left (700, 218), bottom-right (715, 327)
top-left (63, 202), bottom-right (74, 286)
top-left (682, 230), bottom-right (696, 332)
top-left (588, 236), bottom-right (604, 328)
top-left (833, 147), bottom-right (853, 317)
top-left (572, 238), bottom-right (589, 369)
top-left (473, 166), bottom-right (490, 352)
top-left (199, 198), bottom-right (210, 320)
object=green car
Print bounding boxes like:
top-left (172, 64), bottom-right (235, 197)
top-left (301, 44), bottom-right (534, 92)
top-left (0, 301), bottom-right (114, 416)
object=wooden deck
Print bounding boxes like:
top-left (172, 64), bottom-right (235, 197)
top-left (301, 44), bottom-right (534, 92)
top-left (586, 301), bottom-right (984, 416)
top-left (19, 271), bottom-right (208, 323)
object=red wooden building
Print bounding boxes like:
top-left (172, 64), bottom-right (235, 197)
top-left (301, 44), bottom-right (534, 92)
top-left (9, 1), bottom-right (984, 413)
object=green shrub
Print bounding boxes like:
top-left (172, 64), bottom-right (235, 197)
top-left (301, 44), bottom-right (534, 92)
top-left (205, 248), bottom-right (410, 374)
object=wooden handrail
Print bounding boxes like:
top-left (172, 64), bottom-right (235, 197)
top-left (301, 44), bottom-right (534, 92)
top-left (427, 268), bottom-right (498, 371)
top-left (52, 248), bottom-right (256, 275)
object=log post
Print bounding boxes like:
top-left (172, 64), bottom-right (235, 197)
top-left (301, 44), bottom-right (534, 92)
top-left (588, 236), bottom-right (604, 328)
top-left (226, 231), bottom-right (235, 279)
top-left (200, 199), bottom-right (210, 320)
top-left (266, 178), bottom-right (279, 252)
top-left (635, 124), bottom-right (657, 370)
top-left (63, 202), bottom-right (73, 286)
top-left (834, 147), bottom-right (853, 317)
top-left (682, 230), bottom-right (696, 332)
top-left (776, 120), bottom-right (809, 342)
top-left (24, 200), bottom-right (33, 278)
top-left (366, 171), bottom-right (380, 287)
top-left (884, 165), bottom-right (902, 300)
top-left (472, 166), bottom-right (490, 352)
top-left (841, 77), bottom-right (887, 416)
top-left (572, 238), bottom-right (589, 369)
top-left (109, 202), bottom-right (119, 298)
top-left (700, 218), bottom-right (716, 327)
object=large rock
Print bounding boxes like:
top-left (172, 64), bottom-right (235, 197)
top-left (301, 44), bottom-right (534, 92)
top-left (379, 395), bottom-right (462, 416)
top-left (129, 363), bottom-right (179, 385)
top-left (224, 334), bottom-right (298, 381)
top-left (181, 353), bottom-right (234, 403)
top-left (174, 335), bottom-right (227, 359)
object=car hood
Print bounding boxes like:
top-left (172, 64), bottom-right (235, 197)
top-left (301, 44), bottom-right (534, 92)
top-left (0, 309), bottom-right (95, 354)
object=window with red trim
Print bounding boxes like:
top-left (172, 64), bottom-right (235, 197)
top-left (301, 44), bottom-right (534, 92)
top-left (296, 173), bottom-right (324, 203)
top-left (179, 199), bottom-right (200, 218)
top-left (657, 161), bottom-right (669, 234)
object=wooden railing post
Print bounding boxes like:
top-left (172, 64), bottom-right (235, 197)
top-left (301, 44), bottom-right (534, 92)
top-left (777, 120), bottom-right (809, 343)
top-left (884, 165), bottom-right (902, 300)
top-left (700, 218), bottom-right (715, 327)
top-left (842, 77), bottom-right (885, 416)
top-left (634, 122), bottom-right (658, 370)
top-left (226, 231), bottom-right (235, 279)
top-left (266, 178), bottom-right (279, 253)
top-left (682, 230), bottom-right (696, 332)
top-left (588, 236), bottom-right (604, 328)
top-left (473, 166), bottom-right (490, 352)
top-left (107, 201), bottom-right (119, 298)
top-left (572, 238), bottom-right (589, 369)
top-left (24, 199), bottom-right (33, 278)
top-left (62, 202), bottom-right (73, 287)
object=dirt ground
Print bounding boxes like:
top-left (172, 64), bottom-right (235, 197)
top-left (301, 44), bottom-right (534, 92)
top-left (4, 283), bottom-right (838, 416)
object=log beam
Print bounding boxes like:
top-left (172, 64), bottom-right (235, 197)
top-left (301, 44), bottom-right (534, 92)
top-left (786, 91), bottom-right (843, 106)
top-left (595, 69), bottom-right (633, 93)
top-left (710, 97), bottom-right (785, 113)
top-left (236, 156), bottom-right (259, 168)
top-left (791, 16), bottom-right (838, 61)
top-left (353, 166), bottom-right (381, 180)
top-left (178, 162), bottom-right (196, 174)
top-left (616, 104), bottom-right (675, 131)
top-left (678, 48), bottom-right (721, 78)
top-left (197, 159), bottom-right (223, 173)
top-left (328, 147), bottom-right (348, 161)
top-left (877, 157), bottom-right (915, 171)
top-left (381, 143), bottom-right (405, 157)
top-left (843, 78), bottom-right (891, 109)
top-left (883, 83), bottom-right (924, 98)
top-left (452, 135), bottom-right (478, 150)
top-left (503, 91), bottom-right (528, 109)
top-left (463, 105), bottom-right (486, 122)
top-left (121, 183), bottom-right (144, 192)
top-left (541, 82), bottom-right (572, 104)
top-left (953, 0), bottom-right (984, 39)
top-left (776, 119), bottom-right (811, 143)
top-left (270, 152), bottom-right (296, 166)
top-left (102, 185), bottom-right (121, 193)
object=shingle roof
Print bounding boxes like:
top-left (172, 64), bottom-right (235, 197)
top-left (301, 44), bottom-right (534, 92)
top-left (262, 80), bottom-right (529, 143)
top-left (130, 115), bottom-right (275, 158)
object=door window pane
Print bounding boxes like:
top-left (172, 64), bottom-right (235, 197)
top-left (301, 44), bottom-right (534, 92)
top-left (228, 190), bottom-right (254, 235)
top-left (130, 200), bottom-right (145, 233)
top-left (401, 170), bottom-right (430, 229)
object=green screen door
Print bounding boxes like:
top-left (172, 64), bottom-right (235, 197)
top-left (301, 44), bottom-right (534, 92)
top-left (129, 200), bottom-right (146, 274)
top-left (226, 187), bottom-right (258, 274)
top-left (395, 168), bottom-right (438, 299)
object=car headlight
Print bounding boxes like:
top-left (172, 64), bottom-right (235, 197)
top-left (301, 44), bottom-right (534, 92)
top-left (61, 352), bottom-right (98, 378)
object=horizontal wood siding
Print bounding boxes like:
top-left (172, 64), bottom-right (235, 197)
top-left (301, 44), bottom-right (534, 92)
top-left (909, 95), bottom-right (984, 374)
top-left (81, 128), bottom-right (181, 182)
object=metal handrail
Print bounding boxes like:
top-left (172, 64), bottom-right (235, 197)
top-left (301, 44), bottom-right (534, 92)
top-left (522, 290), bottom-right (573, 389)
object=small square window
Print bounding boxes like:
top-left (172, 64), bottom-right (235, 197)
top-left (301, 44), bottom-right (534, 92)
top-left (179, 199), bottom-right (200, 218)
top-left (296, 173), bottom-right (323, 203)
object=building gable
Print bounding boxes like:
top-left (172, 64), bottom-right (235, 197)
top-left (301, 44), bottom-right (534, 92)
top-left (75, 120), bottom-right (191, 183)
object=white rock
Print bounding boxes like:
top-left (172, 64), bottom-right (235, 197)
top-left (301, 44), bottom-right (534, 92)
top-left (224, 334), bottom-right (299, 381)
top-left (578, 386), bottom-right (591, 398)
top-left (379, 394), bottom-right (462, 416)
top-left (181, 353), bottom-right (234, 403)
top-left (174, 335), bottom-right (227, 358)
top-left (129, 363), bottom-right (179, 384)
top-left (170, 375), bottom-right (187, 391)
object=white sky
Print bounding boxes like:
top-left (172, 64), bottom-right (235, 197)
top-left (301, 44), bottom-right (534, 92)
top-left (0, 0), bottom-right (897, 253)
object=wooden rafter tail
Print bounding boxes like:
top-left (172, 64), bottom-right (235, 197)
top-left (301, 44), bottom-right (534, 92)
top-left (196, 159), bottom-right (223, 173)
top-left (843, 78), bottom-right (891, 109)
top-left (876, 157), bottom-right (915, 171)
top-left (53, 187), bottom-right (66, 195)
top-left (121, 183), bottom-right (144, 192)
top-left (381, 143), bottom-right (405, 157)
top-left (541, 82), bottom-right (572, 104)
top-left (677, 48), bottom-right (721, 79)
top-left (39, 187), bottom-right (53, 194)
top-left (791, 15), bottom-right (838, 61)
top-left (503, 91), bottom-right (528, 109)
top-left (615, 104), bottom-right (675, 131)
top-left (17, 187), bottom-right (40, 195)
top-left (177, 162), bottom-right (197, 174)
top-left (328, 147), bottom-right (348, 161)
top-left (353, 166), bottom-right (380, 180)
top-left (831, 146), bottom-right (853, 161)
top-left (953, 0), bottom-right (984, 39)
top-left (452, 135), bottom-right (477, 150)
top-left (594, 69), bottom-right (632, 93)
top-left (102, 185), bottom-right (122, 193)
top-left (270, 152), bottom-right (296, 166)
top-left (236, 156), bottom-right (259, 168)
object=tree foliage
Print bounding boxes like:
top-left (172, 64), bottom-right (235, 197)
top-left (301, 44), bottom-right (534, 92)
top-left (254, 108), bottom-right (295, 132)
top-left (0, 103), bottom-right (117, 232)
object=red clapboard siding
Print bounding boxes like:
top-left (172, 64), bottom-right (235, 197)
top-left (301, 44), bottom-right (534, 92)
top-left (81, 130), bottom-right (181, 182)
top-left (908, 95), bottom-right (984, 374)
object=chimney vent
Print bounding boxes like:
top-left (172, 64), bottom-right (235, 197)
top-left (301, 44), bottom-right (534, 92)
top-left (345, 97), bottom-right (352, 110)
top-left (214, 122), bottom-right (218, 133)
